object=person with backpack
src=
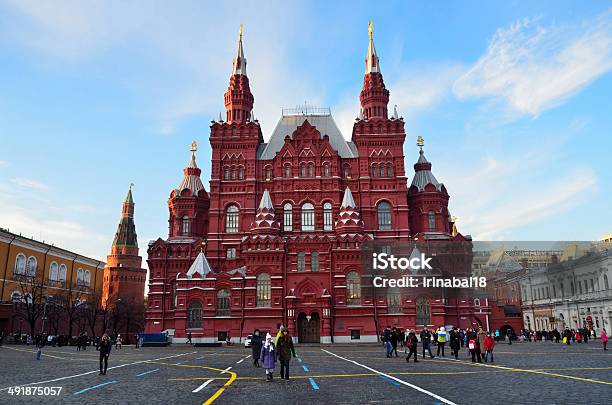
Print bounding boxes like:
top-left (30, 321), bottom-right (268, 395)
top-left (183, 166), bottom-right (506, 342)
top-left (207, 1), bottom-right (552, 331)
top-left (251, 329), bottom-right (263, 367)
top-left (483, 332), bottom-right (495, 362)
top-left (468, 330), bottom-right (482, 363)
top-left (420, 328), bottom-right (434, 359)
top-left (449, 327), bottom-right (461, 360)
top-left (405, 330), bottom-right (419, 363)
top-left (436, 326), bottom-right (447, 357)
top-left (260, 333), bottom-right (277, 382)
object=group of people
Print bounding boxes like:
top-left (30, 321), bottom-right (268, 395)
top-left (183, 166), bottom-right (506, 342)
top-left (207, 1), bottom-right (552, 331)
top-left (249, 323), bottom-right (296, 381)
top-left (518, 327), bottom-right (608, 350)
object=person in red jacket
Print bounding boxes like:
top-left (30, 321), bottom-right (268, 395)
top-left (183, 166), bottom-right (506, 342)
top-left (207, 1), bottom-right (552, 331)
top-left (483, 332), bottom-right (496, 363)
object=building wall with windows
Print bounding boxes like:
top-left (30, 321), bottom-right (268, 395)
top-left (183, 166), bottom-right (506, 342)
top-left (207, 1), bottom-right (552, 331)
top-left (144, 26), bottom-right (476, 343)
top-left (0, 228), bottom-right (105, 333)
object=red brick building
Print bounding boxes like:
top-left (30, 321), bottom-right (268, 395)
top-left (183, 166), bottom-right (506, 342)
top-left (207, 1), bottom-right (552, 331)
top-left (144, 26), bottom-right (478, 343)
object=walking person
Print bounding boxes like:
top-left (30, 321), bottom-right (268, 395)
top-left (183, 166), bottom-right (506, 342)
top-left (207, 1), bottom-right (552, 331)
top-left (251, 329), bottom-right (263, 367)
top-left (390, 327), bottom-right (399, 357)
top-left (35, 334), bottom-right (44, 360)
top-left (436, 326), bottom-right (447, 357)
top-left (601, 329), bottom-right (608, 351)
top-left (477, 327), bottom-right (486, 355)
top-left (276, 327), bottom-right (296, 381)
top-left (186, 332), bottom-right (192, 345)
top-left (98, 334), bottom-right (112, 375)
top-left (420, 328), bottom-right (434, 359)
top-left (76, 333), bottom-right (82, 351)
top-left (115, 334), bottom-right (122, 349)
top-left (260, 333), bottom-right (277, 381)
top-left (135, 333), bottom-right (140, 349)
top-left (449, 327), bottom-right (461, 360)
top-left (468, 330), bottom-right (482, 363)
top-left (405, 330), bottom-right (419, 363)
top-left (383, 326), bottom-right (393, 358)
top-left (483, 332), bottom-right (495, 363)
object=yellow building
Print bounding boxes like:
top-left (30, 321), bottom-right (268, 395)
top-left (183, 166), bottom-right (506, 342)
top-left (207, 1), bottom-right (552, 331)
top-left (0, 228), bottom-right (105, 333)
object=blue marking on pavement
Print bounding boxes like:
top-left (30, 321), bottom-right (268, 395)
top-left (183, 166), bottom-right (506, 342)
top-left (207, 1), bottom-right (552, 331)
top-left (196, 356), bottom-right (204, 360)
top-left (378, 375), bottom-right (401, 387)
top-left (308, 378), bottom-right (319, 390)
top-left (136, 369), bottom-right (160, 377)
top-left (73, 381), bottom-right (118, 395)
top-left (175, 360), bottom-right (189, 365)
top-left (302, 365), bottom-right (310, 372)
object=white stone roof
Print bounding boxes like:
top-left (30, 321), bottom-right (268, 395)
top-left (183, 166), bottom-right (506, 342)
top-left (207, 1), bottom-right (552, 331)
top-left (259, 189), bottom-right (274, 210)
top-left (186, 250), bottom-right (213, 278)
top-left (341, 187), bottom-right (356, 208)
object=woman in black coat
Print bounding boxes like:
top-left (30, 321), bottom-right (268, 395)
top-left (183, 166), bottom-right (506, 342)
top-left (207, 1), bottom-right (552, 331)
top-left (251, 329), bottom-right (263, 367)
top-left (98, 334), bottom-right (112, 375)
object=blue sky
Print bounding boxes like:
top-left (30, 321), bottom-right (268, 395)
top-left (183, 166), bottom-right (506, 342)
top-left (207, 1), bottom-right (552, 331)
top-left (0, 0), bottom-right (610, 261)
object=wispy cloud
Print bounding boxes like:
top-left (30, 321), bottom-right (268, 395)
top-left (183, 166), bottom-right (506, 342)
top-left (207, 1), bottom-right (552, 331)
top-left (453, 10), bottom-right (612, 119)
top-left (0, 160), bottom-right (8, 167)
top-left (10, 177), bottom-right (49, 190)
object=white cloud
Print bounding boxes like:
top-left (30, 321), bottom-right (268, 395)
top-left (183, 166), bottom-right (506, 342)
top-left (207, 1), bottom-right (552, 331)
top-left (10, 177), bottom-right (49, 190)
top-left (0, 160), bottom-right (8, 167)
top-left (453, 10), bottom-right (612, 118)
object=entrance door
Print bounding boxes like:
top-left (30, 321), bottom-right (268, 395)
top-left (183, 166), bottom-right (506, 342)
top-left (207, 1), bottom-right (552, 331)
top-left (298, 312), bottom-right (320, 343)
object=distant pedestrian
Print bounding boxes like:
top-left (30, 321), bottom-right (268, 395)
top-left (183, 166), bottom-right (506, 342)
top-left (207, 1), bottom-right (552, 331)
top-left (276, 327), bottom-right (296, 381)
top-left (115, 334), bottom-right (122, 349)
top-left (260, 333), bottom-right (277, 382)
top-left (98, 334), bottom-right (112, 375)
top-left (436, 326), bottom-right (447, 357)
top-left (483, 332), bottom-right (495, 362)
top-left (390, 327), bottom-right (399, 357)
top-left (135, 333), bottom-right (140, 349)
top-left (186, 332), bottom-right (192, 345)
top-left (405, 330), bottom-right (419, 363)
top-left (449, 328), bottom-right (461, 360)
top-left (420, 328), bottom-right (434, 359)
top-left (468, 330), bottom-right (482, 363)
top-left (601, 329), bottom-right (608, 351)
top-left (383, 327), bottom-right (392, 358)
top-left (251, 329), bottom-right (263, 367)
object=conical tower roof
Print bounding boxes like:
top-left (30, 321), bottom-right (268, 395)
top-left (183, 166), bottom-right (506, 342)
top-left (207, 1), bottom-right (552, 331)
top-left (335, 187), bottom-right (364, 234)
top-left (250, 189), bottom-right (280, 234)
top-left (177, 141), bottom-right (206, 197)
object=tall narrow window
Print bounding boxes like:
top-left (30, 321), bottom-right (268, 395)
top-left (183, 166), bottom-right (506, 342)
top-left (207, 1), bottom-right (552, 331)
top-left (256, 273), bottom-right (271, 307)
top-left (301, 164), bottom-right (306, 177)
top-left (416, 297), bottom-right (430, 325)
top-left (77, 268), bottom-right (84, 285)
top-left (231, 167), bottom-right (236, 180)
top-left (311, 252), bottom-right (319, 272)
top-left (387, 287), bottom-right (402, 314)
top-left (59, 264), bottom-right (67, 282)
top-left (346, 271), bottom-right (361, 305)
top-left (216, 289), bottom-right (230, 316)
top-left (428, 211), bottom-right (436, 231)
top-left (308, 164), bottom-right (313, 177)
top-left (265, 166), bottom-right (272, 180)
top-left (285, 165), bottom-right (291, 177)
top-left (301, 203), bottom-right (315, 231)
top-left (344, 165), bottom-right (350, 178)
top-left (297, 252), bottom-right (305, 272)
top-left (379, 163), bottom-right (385, 177)
top-left (188, 301), bottom-right (203, 328)
top-left (182, 216), bottom-right (190, 235)
top-left (283, 203), bottom-right (293, 232)
top-left (226, 205), bottom-right (239, 233)
top-left (323, 202), bottom-right (333, 231)
top-left (377, 202), bottom-right (391, 230)
top-left (14, 254), bottom-right (26, 275)
top-left (238, 167), bottom-right (244, 179)
top-left (372, 164), bottom-right (378, 177)
top-left (49, 262), bottom-right (59, 281)
top-left (27, 256), bottom-right (37, 276)
top-left (387, 163), bottom-right (393, 177)
top-left (224, 167), bottom-right (229, 180)
top-left (605, 274), bottom-right (609, 290)
top-left (84, 270), bottom-right (91, 287)
top-left (323, 163), bottom-right (329, 177)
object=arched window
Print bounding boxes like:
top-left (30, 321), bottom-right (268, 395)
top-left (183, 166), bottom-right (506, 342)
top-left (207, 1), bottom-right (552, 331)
top-left (231, 166), bottom-right (236, 180)
top-left (188, 301), bottom-right (203, 328)
top-left (224, 167), bottom-right (229, 180)
top-left (265, 166), bottom-right (272, 180)
top-left (323, 202), bottom-right (333, 231)
top-left (182, 216), bottom-right (190, 235)
top-left (371, 164), bottom-right (378, 177)
top-left (604, 274), bottom-right (609, 290)
top-left (323, 163), bottom-right (329, 177)
top-left (59, 264), bottom-right (67, 282)
top-left (10, 291), bottom-right (22, 303)
top-left (428, 211), bottom-right (436, 231)
top-left (14, 253), bottom-right (26, 275)
top-left (377, 202), bottom-right (391, 230)
top-left (216, 289), bottom-right (230, 316)
top-left (301, 164), bottom-right (306, 177)
top-left (301, 203), bottom-right (315, 231)
top-left (297, 252), bottom-right (305, 272)
top-left (343, 165), bottom-right (351, 178)
top-left (49, 262), bottom-right (59, 281)
top-left (226, 205), bottom-right (239, 233)
top-left (84, 270), bottom-right (91, 287)
top-left (387, 287), bottom-right (402, 314)
top-left (416, 297), bottom-right (430, 325)
top-left (283, 203), bottom-right (293, 232)
top-left (238, 167), bottom-right (244, 179)
top-left (256, 273), bottom-right (271, 307)
top-left (379, 163), bottom-right (385, 177)
top-left (311, 252), bottom-right (319, 272)
top-left (346, 271), bottom-right (361, 305)
top-left (27, 256), bottom-right (37, 276)
top-left (308, 164), bottom-right (313, 177)
top-left (285, 164), bottom-right (291, 177)
top-left (77, 268), bottom-right (84, 285)
top-left (387, 163), bottom-right (393, 177)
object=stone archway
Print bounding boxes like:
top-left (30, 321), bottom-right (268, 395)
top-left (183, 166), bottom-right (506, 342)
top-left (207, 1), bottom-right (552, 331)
top-left (297, 312), bottom-right (320, 343)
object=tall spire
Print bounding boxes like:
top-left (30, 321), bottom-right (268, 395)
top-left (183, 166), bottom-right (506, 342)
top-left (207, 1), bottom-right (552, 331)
top-left (232, 24), bottom-right (247, 76)
top-left (177, 140), bottom-right (205, 196)
top-left (360, 21), bottom-right (389, 120)
top-left (113, 184), bottom-right (138, 248)
top-left (224, 24), bottom-right (254, 124)
top-left (365, 21), bottom-right (380, 74)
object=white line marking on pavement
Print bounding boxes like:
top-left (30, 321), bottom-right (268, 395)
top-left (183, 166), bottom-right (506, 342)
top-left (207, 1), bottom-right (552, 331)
top-left (192, 379), bottom-right (214, 393)
top-left (246, 354), bottom-right (251, 358)
top-left (0, 351), bottom-right (196, 392)
top-left (322, 349), bottom-right (457, 405)
top-left (236, 359), bottom-right (244, 364)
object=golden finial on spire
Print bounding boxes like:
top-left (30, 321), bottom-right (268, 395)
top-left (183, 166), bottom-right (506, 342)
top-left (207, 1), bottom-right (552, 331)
top-left (417, 135), bottom-right (425, 149)
top-left (190, 140), bottom-right (198, 152)
top-left (129, 182), bottom-right (134, 190)
top-left (368, 21), bottom-right (373, 40)
top-left (239, 23), bottom-right (243, 39)
top-left (451, 216), bottom-right (458, 236)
